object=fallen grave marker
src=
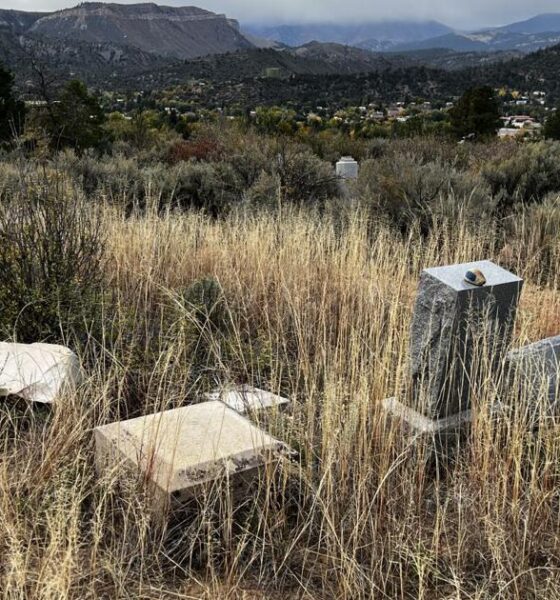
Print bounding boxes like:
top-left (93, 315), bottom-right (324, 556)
top-left (95, 401), bottom-right (289, 509)
top-left (0, 342), bottom-right (82, 404)
top-left (204, 385), bottom-right (290, 414)
top-left (506, 335), bottom-right (560, 419)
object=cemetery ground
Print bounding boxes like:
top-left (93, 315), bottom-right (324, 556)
top-left (1, 190), bottom-right (560, 598)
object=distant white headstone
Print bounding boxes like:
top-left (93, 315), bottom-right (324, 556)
top-left (336, 156), bottom-right (359, 180)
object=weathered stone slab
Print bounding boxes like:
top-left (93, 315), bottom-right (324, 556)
top-left (409, 260), bottom-right (523, 420)
top-left (383, 397), bottom-right (473, 436)
top-left (0, 342), bottom-right (82, 404)
top-left (95, 401), bottom-right (288, 506)
top-left (204, 385), bottom-right (290, 414)
top-left (506, 335), bottom-right (560, 412)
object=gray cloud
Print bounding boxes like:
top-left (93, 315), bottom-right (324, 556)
top-left (3, 0), bottom-right (560, 29)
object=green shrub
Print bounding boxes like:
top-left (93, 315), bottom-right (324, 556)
top-left (181, 276), bottom-right (228, 333)
top-left (483, 141), bottom-right (560, 211)
top-left (226, 141), bottom-right (272, 189)
top-left (275, 147), bottom-right (339, 206)
top-left (357, 153), bottom-right (495, 232)
top-left (167, 162), bottom-right (242, 215)
top-left (0, 176), bottom-right (105, 343)
top-left (179, 276), bottom-right (232, 384)
top-left (244, 171), bottom-right (280, 209)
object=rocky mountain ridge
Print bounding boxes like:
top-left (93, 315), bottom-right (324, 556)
top-left (1, 3), bottom-right (254, 60)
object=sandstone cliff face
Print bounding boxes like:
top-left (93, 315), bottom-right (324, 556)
top-left (27, 3), bottom-right (254, 59)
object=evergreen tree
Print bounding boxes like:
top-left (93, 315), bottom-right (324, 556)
top-left (48, 80), bottom-right (105, 152)
top-left (544, 108), bottom-right (560, 140)
top-left (449, 86), bottom-right (500, 140)
top-left (0, 64), bottom-right (25, 143)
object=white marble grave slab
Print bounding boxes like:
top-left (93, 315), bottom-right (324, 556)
top-left (0, 342), bottom-right (82, 403)
top-left (95, 401), bottom-right (288, 502)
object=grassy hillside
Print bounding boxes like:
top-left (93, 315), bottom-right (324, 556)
top-left (0, 130), bottom-right (560, 597)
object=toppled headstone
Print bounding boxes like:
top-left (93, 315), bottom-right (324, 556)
top-left (95, 401), bottom-right (288, 507)
top-left (506, 335), bottom-right (560, 414)
top-left (204, 385), bottom-right (290, 414)
top-left (384, 260), bottom-right (523, 435)
top-left (0, 342), bottom-right (82, 404)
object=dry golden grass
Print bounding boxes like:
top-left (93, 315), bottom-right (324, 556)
top-left (1, 205), bottom-right (560, 599)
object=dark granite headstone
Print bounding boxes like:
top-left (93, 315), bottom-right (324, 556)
top-left (409, 260), bottom-right (523, 420)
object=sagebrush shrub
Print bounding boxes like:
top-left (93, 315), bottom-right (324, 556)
top-left (483, 141), bottom-right (560, 210)
top-left (274, 147), bottom-right (339, 206)
top-left (357, 153), bottom-right (495, 232)
top-left (178, 276), bottom-right (233, 385)
top-left (0, 175), bottom-right (105, 343)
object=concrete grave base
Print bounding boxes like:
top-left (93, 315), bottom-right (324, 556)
top-left (382, 397), bottom-right (473, 437)
top-left (382, 397), bottom-right (474, 469)
top-left (95, 401), bottom-right (289, 512)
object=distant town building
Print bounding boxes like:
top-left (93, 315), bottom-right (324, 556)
top-left (499, 115), bottom-right (542, 138)
top-left (263, 67), bottom-right (283, 79)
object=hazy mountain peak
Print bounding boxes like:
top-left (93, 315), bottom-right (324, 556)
top-left (245, 20), bottom-right (453, 48)
top-left (497, 13), bottom-right (560, 34)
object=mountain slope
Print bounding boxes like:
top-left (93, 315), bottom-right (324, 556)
top-left (123, 40), bottom-right (560, 107)
top-left (0, 29), bottom-right (180, 90)
top-left (30, 2), bottom-right (254, 59)
top-left (393, 30), bottom-right (560, 54)
top-left (498, 13), bottom-right (560, 34)
top-left (0, 32), bottom-right (534, 93)
top-left (118, 42), bottom-right (524, 92)
top-left (471, 43), bottom-right (560, 98)
top-left (0, 9), bottom-right (46, 34)
top-left (125, 45), bottom-right (403, 88)
top-left (290, 42), bottom-right (399, 73)
top-left (394, 33), bottom-right (487, 52)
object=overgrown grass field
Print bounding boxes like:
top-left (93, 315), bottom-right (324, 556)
top-left (0, 139), bottom-right (560, 598)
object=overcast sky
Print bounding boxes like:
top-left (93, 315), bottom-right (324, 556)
top-left (4, 0), bottom-right (560, 29)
